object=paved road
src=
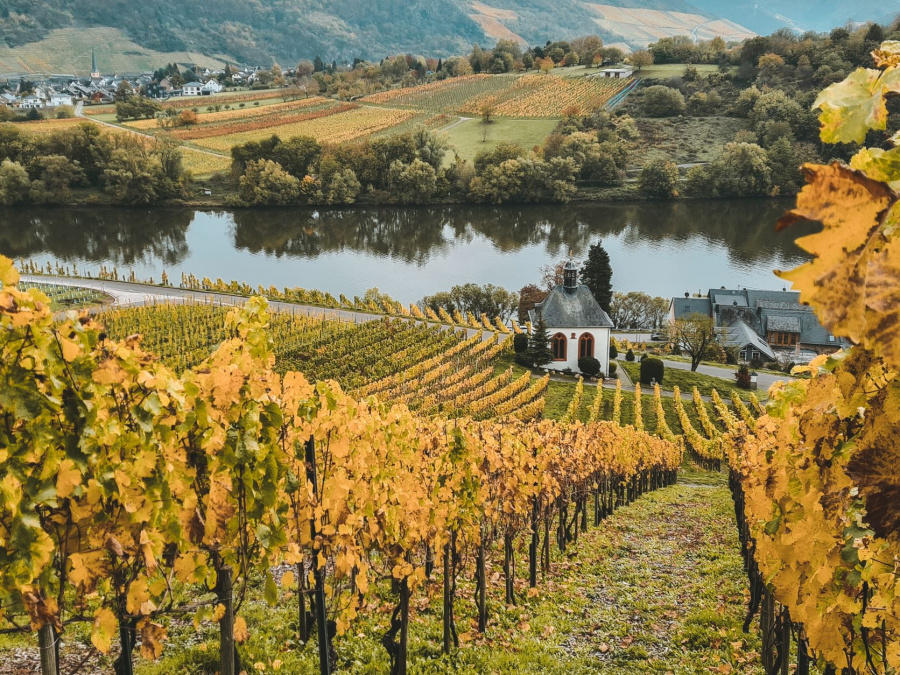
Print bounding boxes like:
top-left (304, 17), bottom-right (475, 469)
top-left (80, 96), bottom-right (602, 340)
top-left (659, 358), bottom-right (794, 391)
top-left (21, 275), bottom-right (492, 340)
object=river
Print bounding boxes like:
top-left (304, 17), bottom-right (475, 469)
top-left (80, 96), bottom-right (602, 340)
top-left (0, 199), bottom-right (814, 303)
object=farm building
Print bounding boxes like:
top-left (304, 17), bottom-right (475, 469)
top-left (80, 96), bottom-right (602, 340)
top-left (668, 288), bottom-right (848, 363)
top-left (529, 261), bottom-right (614, 376)
top-left (596, 66), bottom-right (634, 79)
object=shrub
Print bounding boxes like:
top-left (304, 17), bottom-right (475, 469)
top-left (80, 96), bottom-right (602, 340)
top-left (609, 343), bottom-right (618, 359)
top-left (641, 85), bottom-right (686, 117)
top-left (640, 357), bottom-right (665, 385)
top-left (513, 333), bottom-right (529, 354)
top-left (608, 361), bottom-right (617, 376)
top-left (640, 353), bottom-right (648, 362)
top-left (638, 159), bottom-right (679, 198)
top-left (578, 356), bottom-right (601, 377)
top-left (735, 364), bottom-right (752, 389)
top-left (625, 349), bottom-right (635, 362)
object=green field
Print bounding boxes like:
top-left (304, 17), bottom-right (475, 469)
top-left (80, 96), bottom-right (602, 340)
top-left (441, 117), bottom-right (560, 162)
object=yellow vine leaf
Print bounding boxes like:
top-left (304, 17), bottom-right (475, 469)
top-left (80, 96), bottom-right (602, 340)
top-left (91, 607), bottom-right (117, 654)
top-left (55, 459), bottom-right (81, 499)
top-left (0, 256), bottom-right (18, 286)
top-left (233, 615), bottom-right (249, 643)
top-left (846, 381), bottom-right (900, 538)
top-left (814, 67), bottom-right (900, 143)
top-left (138, 618), bottom-right (167, 660)
top-left (280, 570), bottom-right (295, 588)
top-left (778, 163), bottom-right (900, 370)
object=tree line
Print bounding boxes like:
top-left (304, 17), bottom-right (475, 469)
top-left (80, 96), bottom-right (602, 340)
top-left (0, 122), bottom-right (191, 205)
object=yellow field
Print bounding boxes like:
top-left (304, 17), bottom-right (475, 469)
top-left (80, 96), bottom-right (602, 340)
top-left (13, 118), bottom-right (87, 135)
top-left (181, 151), bottom-right (231, 176)
top-left (191, 106), bottom-right (420, 152)
top-left (83, 90), bottom-right (288, 117)
top-left (123, 97), bottom-right (331, 130)
top-left (459, 74), bottom-right (633, 117)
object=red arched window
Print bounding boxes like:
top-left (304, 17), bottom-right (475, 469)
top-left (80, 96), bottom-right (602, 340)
top-left (552, 333), bottom-right (567, 361)
top-left (579, 333), bottom-right (594, 359)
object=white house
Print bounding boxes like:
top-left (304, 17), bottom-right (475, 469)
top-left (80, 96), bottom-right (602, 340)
top-left (201, 80), bottom-right (223, 94)
top-left (50, 94), bottom-right (74, 107)
top-left (596, 66), bottom-right (634, 79)
top-left (182, 81), bottom-right (204, 96)
top-left (529, 261), bottom-right (614, 376)
top-left (19, 95), bottom-right (45, 109)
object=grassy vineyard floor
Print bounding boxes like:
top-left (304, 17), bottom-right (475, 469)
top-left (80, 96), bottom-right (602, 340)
top-left (0, 465), bottom-right (758, 674)
top-left (132, 469), bottom-right (759, 673)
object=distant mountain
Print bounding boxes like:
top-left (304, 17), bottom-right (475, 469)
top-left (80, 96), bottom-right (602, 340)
top-left (689, 0), bottom-right (900, 34)
top-left (0, 0), bottom-right (760, 72)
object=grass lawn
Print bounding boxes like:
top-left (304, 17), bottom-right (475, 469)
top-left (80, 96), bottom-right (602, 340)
top-left (636, 64), bottom-right (723, 79)
top-left (1, 471), bottom-right (760, 674)
top-left (493, 354), bottom-right (713, 433)
top-left (616, 360), bottom-right (757, 401)
top-left (441, 117), bottom-right (560, 163)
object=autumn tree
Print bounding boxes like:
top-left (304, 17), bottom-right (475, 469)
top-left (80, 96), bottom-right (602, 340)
top-left (669, 313), bottom-right (719, 371)
top-left (628, 50), bottom-right (653, 71)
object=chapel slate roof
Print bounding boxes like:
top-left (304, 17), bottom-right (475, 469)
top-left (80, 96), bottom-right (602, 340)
top-left (529, 285), bottom-right (614, 328)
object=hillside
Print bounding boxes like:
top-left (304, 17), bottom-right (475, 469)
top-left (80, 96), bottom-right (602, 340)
top-left (0, 0), bottom-right (755, 72)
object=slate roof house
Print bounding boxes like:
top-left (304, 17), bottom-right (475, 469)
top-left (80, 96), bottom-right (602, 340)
top-left (529, 261), bottom-right (615, 376)
top-left (669, 288), bottom-right (846, 363)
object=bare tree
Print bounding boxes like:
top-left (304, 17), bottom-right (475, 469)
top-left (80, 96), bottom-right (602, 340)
top-left (669, 313), bottom-right (719, 371)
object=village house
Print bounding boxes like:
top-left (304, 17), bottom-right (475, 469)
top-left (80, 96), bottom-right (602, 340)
top-left (529, 261), bottom-right (615, 376)
top-left (668, 287), bottom-right (847, 364)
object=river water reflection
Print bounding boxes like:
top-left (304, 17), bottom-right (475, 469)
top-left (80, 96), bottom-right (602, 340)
top-left (0, 199), bottom-right (813, 303)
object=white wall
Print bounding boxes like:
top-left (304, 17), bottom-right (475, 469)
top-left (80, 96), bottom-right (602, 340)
top-left (543, 327), bottom-right (611, 377)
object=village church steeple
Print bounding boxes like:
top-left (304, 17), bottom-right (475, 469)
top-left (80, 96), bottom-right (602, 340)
top-left (91, 49), bottom-right (100, 79)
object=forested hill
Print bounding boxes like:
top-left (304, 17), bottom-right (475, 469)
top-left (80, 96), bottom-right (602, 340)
top-left (3, 0), bottom-right (733, 66)
top-left (2, 0), bottom-right (896, 67)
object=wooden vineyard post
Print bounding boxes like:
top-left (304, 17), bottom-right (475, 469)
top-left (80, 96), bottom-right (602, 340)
top-left (398, 579), bottom-right (409, 675)
top-left (529, 499), bottom-right (539, 588)
top-left (442, 535), bottom-right (458, 654)
top-left (542, 516), bottom-right (550, 576)
top-left (218, 565), bottom-right (236, 675)
top-left (38, 624), bottom-right (58, 675)
top-left (503, 532), bottom-right (515, 605)
top-left (298, 561), bottom-right (309, 643)
top-left (476, 534), bottom-right (487, 632)
top-left (593, 484), bottom-right (601, 527)
top-left (306, 436), bottom-right (332, 675)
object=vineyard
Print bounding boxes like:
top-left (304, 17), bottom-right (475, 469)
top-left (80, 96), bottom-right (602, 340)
top-left (362, 72), bottom-right (634, 118)
top-left (0, 257), bottom-right (683, 675)
top-left (82, 89), bottom-right (288, 117)
top-left (122, 97), bottom-right (332, 131)
top-left (190, 105), bottom-right (420, 152)
top-left (459, 74), bottom-right (634, 118)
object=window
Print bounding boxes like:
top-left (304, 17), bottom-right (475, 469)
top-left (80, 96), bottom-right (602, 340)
top-left (752, 351), bottom-right (760, 360)
top-left (552, 333), bottom-right (567, 361)
top-left (578, 333), bottom-right (594, 359)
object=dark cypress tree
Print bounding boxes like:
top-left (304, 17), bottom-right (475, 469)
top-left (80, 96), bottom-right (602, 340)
top-left (313, 56), bottom-right (324, 72)
top-left (580, 241), bottom-right (613, 313)
top-left (527, 316), bottom-right (553, 367)
top-left (436, 58), bottom-right (443, 72)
